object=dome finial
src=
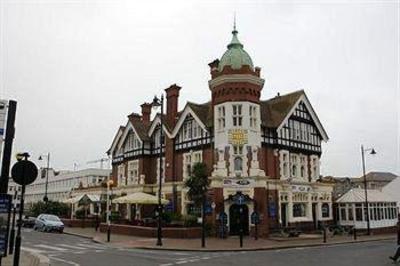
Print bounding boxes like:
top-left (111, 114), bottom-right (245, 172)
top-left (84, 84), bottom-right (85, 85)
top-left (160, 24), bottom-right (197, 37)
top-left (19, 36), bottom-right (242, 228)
top-left (233, 12), bottom-right (237, 33)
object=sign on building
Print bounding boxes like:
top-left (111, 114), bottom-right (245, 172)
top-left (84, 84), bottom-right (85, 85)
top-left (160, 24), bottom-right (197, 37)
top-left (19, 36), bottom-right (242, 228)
top-left (228, 129), bottom-right (248, 145)
top-left (0, 194), bottom-right (11, 257)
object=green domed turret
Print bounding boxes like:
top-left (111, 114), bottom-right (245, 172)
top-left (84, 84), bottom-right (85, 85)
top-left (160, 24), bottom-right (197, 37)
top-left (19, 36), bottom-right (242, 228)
top-left (218, 25), bottom-right (254, 72)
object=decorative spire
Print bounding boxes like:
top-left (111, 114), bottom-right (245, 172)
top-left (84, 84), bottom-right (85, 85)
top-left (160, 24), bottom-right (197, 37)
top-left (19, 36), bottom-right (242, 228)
top-left (228, 12), bottom-right (243, 49)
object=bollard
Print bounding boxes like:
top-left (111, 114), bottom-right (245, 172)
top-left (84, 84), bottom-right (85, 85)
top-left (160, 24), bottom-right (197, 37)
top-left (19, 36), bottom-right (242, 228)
top-left (323, 227), bottom-right (327, 243)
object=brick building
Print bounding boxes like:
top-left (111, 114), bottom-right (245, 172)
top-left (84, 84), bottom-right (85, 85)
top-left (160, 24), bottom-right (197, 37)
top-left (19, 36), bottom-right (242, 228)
top-left (107, 25), bottom-right (333, 237)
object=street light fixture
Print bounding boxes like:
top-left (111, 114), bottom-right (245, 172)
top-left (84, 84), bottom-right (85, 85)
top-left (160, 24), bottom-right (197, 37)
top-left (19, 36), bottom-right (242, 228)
top-left (38, 152), bottom-right (50, 203)
top-left (361, 145), bottom-right (377, 235)
top-left (152, 94), bottom-right (164, 247)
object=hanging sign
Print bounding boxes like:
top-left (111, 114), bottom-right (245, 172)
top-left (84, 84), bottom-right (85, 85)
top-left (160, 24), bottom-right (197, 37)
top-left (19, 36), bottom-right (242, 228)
top-left (0, 194), bottom-right (12, 257)
top-left (228, 129), bottom-right (248, 145)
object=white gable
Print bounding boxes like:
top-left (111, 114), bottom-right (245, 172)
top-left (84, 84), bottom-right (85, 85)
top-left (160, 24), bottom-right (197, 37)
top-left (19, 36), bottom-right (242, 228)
top-left (171, 105), bottom-right (208, 138)
top-left (277, 94), bottom-right (329, 141)
top-left (117, 121), bottom-right (143, 152)
top-left (148, 115), bottom-right (173, 138)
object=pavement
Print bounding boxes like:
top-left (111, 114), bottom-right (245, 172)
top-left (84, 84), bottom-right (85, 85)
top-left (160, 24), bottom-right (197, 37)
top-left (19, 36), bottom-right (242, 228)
top-left (1, 249), bottom-right (49, 266)
top-left (20, 228), bottom-right (400, 266)
top-left (63, 226), bottom-right (397, 251)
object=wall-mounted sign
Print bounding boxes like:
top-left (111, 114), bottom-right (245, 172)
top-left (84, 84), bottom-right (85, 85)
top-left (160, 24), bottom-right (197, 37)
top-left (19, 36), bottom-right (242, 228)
top-left (223, 178), bottom-right (255, 188)
top-left (228, 129), bottom-right (248, 145)
top-left (291, 185), bottom-right (313, 193)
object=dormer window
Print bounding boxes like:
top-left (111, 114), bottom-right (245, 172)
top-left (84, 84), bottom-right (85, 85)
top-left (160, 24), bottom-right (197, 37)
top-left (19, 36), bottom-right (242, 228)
top-left (232, 104), bottom-right (243, 127)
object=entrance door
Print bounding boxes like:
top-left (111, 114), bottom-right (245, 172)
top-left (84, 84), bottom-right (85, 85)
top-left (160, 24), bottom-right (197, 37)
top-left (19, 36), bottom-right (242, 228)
top-left (281, 203), bottom-right (287, 228)
top-left (229, 204), bottom-right (249, 235)
top-left (312, 203), bottom-right (318, 229)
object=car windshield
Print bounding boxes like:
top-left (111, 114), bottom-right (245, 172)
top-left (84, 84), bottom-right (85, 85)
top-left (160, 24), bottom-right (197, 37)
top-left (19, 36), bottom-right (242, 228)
top-left (45, 215), bottom-right (60, 222)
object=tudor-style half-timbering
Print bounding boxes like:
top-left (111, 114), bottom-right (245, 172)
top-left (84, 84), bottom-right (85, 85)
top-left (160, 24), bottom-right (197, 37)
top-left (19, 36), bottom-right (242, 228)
top-left (105, 24), bottom-right (333, 237)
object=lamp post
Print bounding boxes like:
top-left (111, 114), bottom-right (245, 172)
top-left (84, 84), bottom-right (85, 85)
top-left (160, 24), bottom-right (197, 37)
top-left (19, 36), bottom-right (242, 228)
top-left (361, 145), bottom-right (376, 235)
top-left (106, 178), bottom-right (114, 242)
top-left (152, 94), bottom-right (164, 246)
top-left (38, 152), bottom-right (50, 203)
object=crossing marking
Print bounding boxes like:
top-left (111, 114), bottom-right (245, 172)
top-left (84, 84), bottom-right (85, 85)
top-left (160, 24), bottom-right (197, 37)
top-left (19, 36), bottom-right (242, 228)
top-left (58, 244), bottom-right (87, 250)
top-left (36, 244), bottom-right (68, 251)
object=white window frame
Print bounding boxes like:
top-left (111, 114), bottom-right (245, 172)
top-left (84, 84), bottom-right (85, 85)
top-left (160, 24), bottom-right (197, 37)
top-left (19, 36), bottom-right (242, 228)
top-left (183, 151), bottom-right (203, 180)
top-left (232, 104), bottom-right (243, 127)
top-left (128, 160), bottom-right (139, 185)
top-left (217, 106), bottom-right (226, 130)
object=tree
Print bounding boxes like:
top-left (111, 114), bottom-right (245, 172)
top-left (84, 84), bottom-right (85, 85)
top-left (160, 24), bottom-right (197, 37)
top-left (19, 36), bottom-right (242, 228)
top-left (184, 162), bottom-right (209, 247)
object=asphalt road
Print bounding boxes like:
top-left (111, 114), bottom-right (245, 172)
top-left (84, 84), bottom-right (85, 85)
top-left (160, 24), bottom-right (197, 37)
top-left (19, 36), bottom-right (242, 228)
top-left (20, 229), bottom-right (398, 266)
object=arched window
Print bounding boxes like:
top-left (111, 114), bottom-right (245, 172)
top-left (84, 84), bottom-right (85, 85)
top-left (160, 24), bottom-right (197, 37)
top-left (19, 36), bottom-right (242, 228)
top-left (292, 165), bottom-right (297, 177)
top-left (300, 166), bottom-right (305, 178)
top-left (234, 157), bottom-right (243, 172)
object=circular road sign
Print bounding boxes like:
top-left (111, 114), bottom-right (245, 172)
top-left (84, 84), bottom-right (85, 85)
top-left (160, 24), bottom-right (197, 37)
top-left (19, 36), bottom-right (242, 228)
top-left (11, 160), bottom-right (38, 186)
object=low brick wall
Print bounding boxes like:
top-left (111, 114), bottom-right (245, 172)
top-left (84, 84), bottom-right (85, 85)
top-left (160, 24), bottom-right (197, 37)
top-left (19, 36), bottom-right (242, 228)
top-left (99, 223), bottom-right (202, 238)
top-left (62, 218), bottom-right (96, 228)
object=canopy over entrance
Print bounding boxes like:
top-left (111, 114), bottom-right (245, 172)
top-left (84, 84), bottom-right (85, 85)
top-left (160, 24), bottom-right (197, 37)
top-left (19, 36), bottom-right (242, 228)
top-left (113, 192), bottom-right (169, 205)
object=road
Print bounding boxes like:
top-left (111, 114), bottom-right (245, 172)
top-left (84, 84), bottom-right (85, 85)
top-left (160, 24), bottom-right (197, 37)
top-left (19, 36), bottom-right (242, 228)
top-left (21, 229), bottom-right (397, 266)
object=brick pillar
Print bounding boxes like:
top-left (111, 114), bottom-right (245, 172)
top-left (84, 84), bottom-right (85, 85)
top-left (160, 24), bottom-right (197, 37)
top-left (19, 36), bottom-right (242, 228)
top-left (253, 187), bottom-right (269, 238)
top-left (212, 187), bottom-right (224, 233)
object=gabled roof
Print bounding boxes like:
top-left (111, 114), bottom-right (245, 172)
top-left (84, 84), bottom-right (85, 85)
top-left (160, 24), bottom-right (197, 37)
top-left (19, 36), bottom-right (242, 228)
top-left (107, 126), bottom-right (125, 155)
top-left (128, 116), bottom-right (151, 142)
top-left (261, 90), bottom-right (329, 141)
top-left (336, 188), bottom-right (395, 203)
top-left (187, 102), bottom-right (213, 128)
top-left (260, 90), bottom-right (304, 128)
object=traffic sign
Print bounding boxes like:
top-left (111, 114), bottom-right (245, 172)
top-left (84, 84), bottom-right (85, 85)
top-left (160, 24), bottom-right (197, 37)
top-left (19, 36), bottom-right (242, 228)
top-left (251, 211), bottom-right (260, 225)
top-left (219, 212), bottom-right (228, 224)
top-left (11, 160), bottom-right (38, 186)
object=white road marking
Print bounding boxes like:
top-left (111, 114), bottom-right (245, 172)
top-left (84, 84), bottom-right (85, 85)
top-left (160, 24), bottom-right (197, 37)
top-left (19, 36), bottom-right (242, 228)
top-left (76, 243), bottom-right (106, 249)
top-left (58, 244), bottom-right (88, 250)
top-left (36, 244), bottom-right (68, 251)
top-left (21, 247), bottom-right (44, 254)
top-left (159, 264), bottom-right (174, 266)
top-left (50, 256), bottom-right (80, 266)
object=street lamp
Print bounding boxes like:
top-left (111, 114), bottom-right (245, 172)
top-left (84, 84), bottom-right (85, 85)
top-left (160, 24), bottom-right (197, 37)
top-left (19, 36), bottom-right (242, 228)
top-left (152, 94), bottom-right (164, 247)
top-left (106, 179), bottom-right (114, 242)
top-left (361, 145), bottom-right (377, 235)
top-left (38, 152), bottom-right (50, 203)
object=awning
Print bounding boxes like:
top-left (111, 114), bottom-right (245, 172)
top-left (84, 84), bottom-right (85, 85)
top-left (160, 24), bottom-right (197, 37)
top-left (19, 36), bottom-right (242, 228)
top-left (113, 192), bottom-right (169, 205)
top-left (63, 194), bottom-right (100, 204)
top-left (63, 195), bottom-right (84, 204)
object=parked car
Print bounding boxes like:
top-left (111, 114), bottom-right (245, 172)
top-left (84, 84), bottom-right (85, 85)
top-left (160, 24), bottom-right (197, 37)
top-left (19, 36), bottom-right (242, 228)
top-left (34, 214), bottom-right (64, 233)
top-left (22, 216), bottom-right (36, 228)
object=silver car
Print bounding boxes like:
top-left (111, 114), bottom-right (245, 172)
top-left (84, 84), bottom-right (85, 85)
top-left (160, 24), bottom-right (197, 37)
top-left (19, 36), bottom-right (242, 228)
top-left (34, 214), bottom-right (64, 233)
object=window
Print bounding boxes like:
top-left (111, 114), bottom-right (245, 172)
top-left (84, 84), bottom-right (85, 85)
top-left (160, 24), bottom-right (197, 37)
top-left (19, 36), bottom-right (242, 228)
top-left (117, 164), bottom-right (125, 186)
top-left (290, 154), bottom-right (299, 178)
top-left (232, 104), bottom-right (243, 127)
top-left (280, 151), bottom-right (290, 179)
top-left (340, 207), bottom-right (347, 220)
top-left (355, 204), bottom-right (363, 221)
top-left (347, 205), bottom-right (354, 221)
top-left (234, 157), bottom-right (243, 172)
top-left (156, 158), bottom-right (165, 184)
top-left (233, 145), bottom-right (243, 155)
top-left (128, 161), bottom-right (139, 185)
top-left (183, 151), bottom-right (202, 179)
top-left (322, 203), bottom-right (330, 218)
top-left (249, 105), bottom-right (257, 129)
top-left (293, 203), bottom-right (306, 217)
top-left (217, 106), bottom-right (226, 130)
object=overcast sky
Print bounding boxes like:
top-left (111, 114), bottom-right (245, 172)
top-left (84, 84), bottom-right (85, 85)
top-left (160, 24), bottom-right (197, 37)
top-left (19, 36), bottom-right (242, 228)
top-left (0, 0), bottom-right (398, 177)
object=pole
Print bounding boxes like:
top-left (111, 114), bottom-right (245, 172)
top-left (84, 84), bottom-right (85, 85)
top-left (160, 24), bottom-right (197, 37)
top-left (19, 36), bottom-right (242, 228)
top-left (323, 223), bottom-right (327, 243)
top-left (9, 190), bottom-right (17, 255)
top-left (255, 222), bottom-right (258, 241)
top-left (0, 100), bottom-right (17, 193)
top-left (201, 199), bottom-right (206, 248)
top-left (43, 153), bottom-right (50, 203)
top-left (239, 206), bottom-right (243, 248)
top-left (106, 180), bottom-right (111, 242)
top-left (13, 184), bottom-right (25, 266)
top-left (361, 145), bottom-right (371, 235)
top-left (156, 95), bottom-right (164, 247)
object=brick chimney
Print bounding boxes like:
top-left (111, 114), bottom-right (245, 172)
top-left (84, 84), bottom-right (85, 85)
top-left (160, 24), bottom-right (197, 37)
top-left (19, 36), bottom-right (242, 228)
top-left (141, 103), bottom-right (152, 125)
top-left (165, 84), bottom-right (181, 127)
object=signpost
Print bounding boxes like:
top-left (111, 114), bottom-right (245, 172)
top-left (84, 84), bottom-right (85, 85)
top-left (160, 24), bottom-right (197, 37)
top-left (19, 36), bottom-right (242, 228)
top-left (0, 194), bottom-right (12, 265)
top-left (251, 211), bottom-right (260, 240)
top-left (218, 212), bottom-right (227, 239)
top-left (11, 153), bottom-right (38, 266)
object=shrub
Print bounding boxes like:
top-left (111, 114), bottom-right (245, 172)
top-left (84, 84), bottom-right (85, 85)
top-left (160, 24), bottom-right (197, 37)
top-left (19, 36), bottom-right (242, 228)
top-left (182, 215), bottom-right (198, 227)
top-left (30, 201), bottom-right (70, 218)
